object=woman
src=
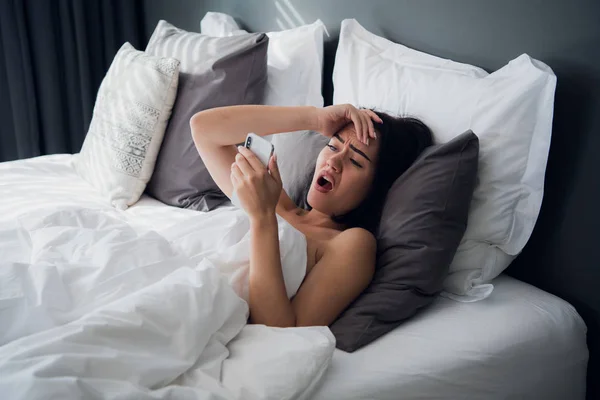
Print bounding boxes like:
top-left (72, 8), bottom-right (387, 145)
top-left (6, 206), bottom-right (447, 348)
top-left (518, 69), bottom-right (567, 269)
top-left (191, 104), bottom-right (432, 328)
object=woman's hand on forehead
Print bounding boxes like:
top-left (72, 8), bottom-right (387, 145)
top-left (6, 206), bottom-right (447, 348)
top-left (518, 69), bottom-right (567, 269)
top-left (316, 104), bottom-right (382, 145)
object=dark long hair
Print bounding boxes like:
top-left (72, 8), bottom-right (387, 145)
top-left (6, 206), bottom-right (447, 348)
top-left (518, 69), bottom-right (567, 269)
top-left (305, 110), bottom-right (433, 234)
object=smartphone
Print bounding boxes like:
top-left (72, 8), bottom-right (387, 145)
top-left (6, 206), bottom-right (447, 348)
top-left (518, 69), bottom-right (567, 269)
top-left (230, 133), bottom-right (275, 208)
top-left (244, 133), bottom-right (274, 168)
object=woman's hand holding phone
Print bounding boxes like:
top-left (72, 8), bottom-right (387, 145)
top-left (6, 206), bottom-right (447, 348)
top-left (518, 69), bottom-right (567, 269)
top-left (230, 145), bottom-right (282, 222)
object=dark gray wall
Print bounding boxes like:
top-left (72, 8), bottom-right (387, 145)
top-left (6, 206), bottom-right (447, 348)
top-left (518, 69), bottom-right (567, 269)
top-left (142, 0), bottom-right (205, 40)
top-left (142, 0), bottom-right (600, 396)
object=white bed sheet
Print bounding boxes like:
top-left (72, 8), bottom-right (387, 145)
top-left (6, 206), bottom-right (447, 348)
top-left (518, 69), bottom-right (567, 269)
top-left (1, 154), bottom-right (588, 399)
top-left (0, 154), bottom-right (201, 229)
top-left (0, 154), bottom-right (335, 399)
top-left (312, 275), bottom-right (588, 400)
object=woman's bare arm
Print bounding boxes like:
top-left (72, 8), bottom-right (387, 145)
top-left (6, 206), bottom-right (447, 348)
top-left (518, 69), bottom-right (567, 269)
top-left (191, 105), bottom-right (319, 146)
top-left (248, 225), bottom-right (376, 328)
top-left (291, 228), bottom-right (376, 326)
top-left (190, 105), bottom-right (319, 200)
top-left (247, 214), bottom-right (296, 327)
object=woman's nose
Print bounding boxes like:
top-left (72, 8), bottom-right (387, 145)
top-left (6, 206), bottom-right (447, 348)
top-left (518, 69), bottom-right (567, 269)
top-left (327, 153), bottom-right (343, 172)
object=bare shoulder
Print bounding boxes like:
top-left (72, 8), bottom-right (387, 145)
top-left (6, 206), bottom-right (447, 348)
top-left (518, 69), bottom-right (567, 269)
top-left (333, 227), bottom-right (376, 252)
top-left (291, 226), bottom-right (376, 326)
top-left (325, 227), bottom-right (376, 272)
top-left (335, 228), bottom-right (376, 246)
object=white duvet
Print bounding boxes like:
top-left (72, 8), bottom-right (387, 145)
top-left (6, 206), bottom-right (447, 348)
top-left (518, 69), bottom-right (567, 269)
top-left (0, 155), bottom-right (335, 400)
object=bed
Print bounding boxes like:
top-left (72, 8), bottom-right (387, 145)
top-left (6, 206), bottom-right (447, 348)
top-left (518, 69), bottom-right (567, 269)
top-left (0, 154), bottom-right (588, 399)
top-left (182, 2), bottom-right (600, 397)
top-left (1, 0), bottom-right (597, 396)
top-left (313, 275), bottom-right (587, 399)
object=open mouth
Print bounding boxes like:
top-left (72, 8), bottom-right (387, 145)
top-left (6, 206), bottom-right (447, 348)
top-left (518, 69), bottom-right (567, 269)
top-left (315, 175), bottom-right (334, 193)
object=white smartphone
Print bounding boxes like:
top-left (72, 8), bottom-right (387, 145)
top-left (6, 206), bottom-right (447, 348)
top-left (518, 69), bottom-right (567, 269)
top-left (244, 133), bottom-right (274, 168)
top-left (230, 133), bottom-right (275, 208)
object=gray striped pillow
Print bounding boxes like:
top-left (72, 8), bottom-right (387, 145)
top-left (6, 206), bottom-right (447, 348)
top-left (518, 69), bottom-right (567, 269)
top-left (74, 42), bottom-right (180, 210)
top-left (145, 20), bottom-right (269, 211)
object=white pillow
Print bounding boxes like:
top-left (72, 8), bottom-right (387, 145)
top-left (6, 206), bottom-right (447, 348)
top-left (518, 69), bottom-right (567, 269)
top-left (200, 11), bottom-right (243, 37)
top-left (74, 42), bottom-right (179, 210)
top-left (333, 19), bottom-right (556, 301)
top-left (200, 12), bottom-right (325, 108)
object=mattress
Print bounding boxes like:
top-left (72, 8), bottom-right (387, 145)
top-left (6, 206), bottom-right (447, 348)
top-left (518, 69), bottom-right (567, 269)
top-left (0, 154), bottom-right (589, 399)
top-left (312, 275), bottom-right (588, 399)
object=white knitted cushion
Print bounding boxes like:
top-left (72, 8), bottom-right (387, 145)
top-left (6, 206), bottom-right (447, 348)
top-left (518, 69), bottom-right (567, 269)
top-left (75, 42), bottom-right (179, 209)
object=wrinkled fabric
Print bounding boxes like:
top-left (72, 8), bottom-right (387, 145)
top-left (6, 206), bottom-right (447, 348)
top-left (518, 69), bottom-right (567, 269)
top-left (0, 154), bottom-right (335, 400)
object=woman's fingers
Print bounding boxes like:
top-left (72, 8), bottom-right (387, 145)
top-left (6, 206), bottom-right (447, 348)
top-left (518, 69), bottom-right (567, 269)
top-left (360, 112), bottom-right (370, 145)
top-left (366, 112), bottom-right (377, 139)
top-left (363, 112), bottom-right (375, 141)
top-left (346, 105), bottom-right (383, 145)
top-left (365, 109), bottom-right (383, 124)
top-left (238, 146), bottom-right (265, 172)
top-left (268, 153), bottom-right (282, 185)
top-left (352, 109), bottom-right (370, 145)
top-left (349, 110), bottom-right (366, 145)
top-left (345, 104), bottom-right (370, 144)
top-left (360, 109), bottom-right (382, 141)
top-left (234, 151), bottom-right (255, 176)
top-left (230, 162), bottom-right (243, 184)
top-left (361, 114), bottom-right (370, 145)
top-left (360, 109), bottom-right (378, 140)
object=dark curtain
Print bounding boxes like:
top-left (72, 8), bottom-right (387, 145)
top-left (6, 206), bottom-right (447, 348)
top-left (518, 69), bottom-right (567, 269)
top-left (0, 0), bottom-right (145, 162)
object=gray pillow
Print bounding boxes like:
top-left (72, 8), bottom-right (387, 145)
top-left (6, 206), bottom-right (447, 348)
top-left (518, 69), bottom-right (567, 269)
top-left (273, 129), bottom-right (478, 351)
top-left (145, 20), bottom-right (268, 211)
top-left (271, 130), bottom-right (328, 209)
top-left (330, 131), bottom-right (479, 352)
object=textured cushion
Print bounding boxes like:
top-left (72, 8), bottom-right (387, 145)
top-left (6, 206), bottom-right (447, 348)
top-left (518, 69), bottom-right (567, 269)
top-left (145, 20), bottom-right (268, 211)
top-left (330, 131), bottom-right (479, 352)
top-left (74, 42), bottom-right (179, 210)
top-left (333, 19), bottom-right (556, 301)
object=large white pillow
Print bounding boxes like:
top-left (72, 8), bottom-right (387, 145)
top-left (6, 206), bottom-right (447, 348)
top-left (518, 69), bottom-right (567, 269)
top-left (200, 11), bottom-right (242, 37)
top-left (333, 19), bottom-right (556, 301)
top-left (200, 12), bottom-right (325, 108)
top-left (75, 42), bottom-right (179, 210)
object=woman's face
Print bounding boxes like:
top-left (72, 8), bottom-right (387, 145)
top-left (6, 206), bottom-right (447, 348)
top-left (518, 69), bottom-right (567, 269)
top-left (307, 124), bottom-right (380, 216)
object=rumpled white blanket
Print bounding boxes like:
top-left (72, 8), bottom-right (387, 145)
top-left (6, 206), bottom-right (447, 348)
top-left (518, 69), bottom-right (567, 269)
top-left (0, 155), bottom-right (335, 400)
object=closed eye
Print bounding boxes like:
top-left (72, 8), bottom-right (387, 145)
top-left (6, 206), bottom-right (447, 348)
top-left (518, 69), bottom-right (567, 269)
top-left (328, 144), bottom-right (362, 168)
top-left (350, 159), bottom-right (363, 168)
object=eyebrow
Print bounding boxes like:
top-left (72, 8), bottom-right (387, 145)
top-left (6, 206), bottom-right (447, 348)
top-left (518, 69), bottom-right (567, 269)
top-left (333, 134), bottom-right (372, 162)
